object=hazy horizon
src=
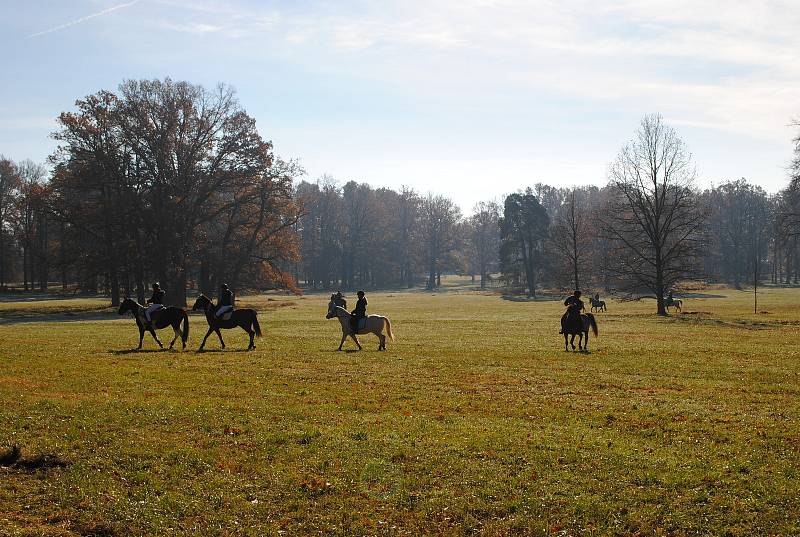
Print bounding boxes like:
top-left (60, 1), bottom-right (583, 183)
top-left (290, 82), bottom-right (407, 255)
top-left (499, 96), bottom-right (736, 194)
top-left (2, 0), bottom-right (798, 210)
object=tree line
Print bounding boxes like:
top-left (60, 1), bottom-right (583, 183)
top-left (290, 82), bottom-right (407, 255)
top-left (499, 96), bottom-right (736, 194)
top-left (1, 80), bottom-right (799, 314)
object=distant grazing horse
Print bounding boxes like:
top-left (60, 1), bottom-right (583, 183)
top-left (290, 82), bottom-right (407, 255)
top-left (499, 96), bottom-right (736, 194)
top-left (665, 297), bottom-right (683, 313)
top-left (589, 296), bottom-right (607, 312)
top-left (561, 305), bottom-right (598, 351)
top-left (192, 294), bottom-right (261, 351)
top-left (118, 298), bottom-right (189, 350)
top-left (326, 294), bottom-right (394, 351)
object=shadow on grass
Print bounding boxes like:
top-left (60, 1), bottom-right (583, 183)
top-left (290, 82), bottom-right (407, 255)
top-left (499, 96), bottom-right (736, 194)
top-left (109, 348), bottom-right (171, 355)
top-left (501, 295), bottom-right (562, 302)
top-left (195, 348), bottom-right (252, 354)
top-left (0, 445), bottom-right (69, 472)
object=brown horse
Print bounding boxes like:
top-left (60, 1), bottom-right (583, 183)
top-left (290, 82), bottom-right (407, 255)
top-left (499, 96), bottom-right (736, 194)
top-left (326, 294), bottom-right (394, 351)
top-left (118, 298), bottom-right (189, 350)
top-left (192, 294), bottom-right (261, 351)
top-left (561, 304), bottom-right (598, 351)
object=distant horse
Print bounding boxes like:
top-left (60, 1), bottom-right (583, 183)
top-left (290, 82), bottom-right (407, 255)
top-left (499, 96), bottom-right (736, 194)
top-left (665, 297), bottom-right (683, 313)
top-left (589, 296), bottom-right (607, 312)
top-left (192, 294), bottom-right (261, 351)
top-left (326, 294), bottom-right (394, 351)
top-left (118, 298), bottom-right (189, 350)
top-left (561, 305), bottom-right (598, 351)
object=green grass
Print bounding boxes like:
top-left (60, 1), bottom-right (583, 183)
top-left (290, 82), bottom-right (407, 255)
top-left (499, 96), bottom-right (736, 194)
top-left (1, 283), bottom-right (799, 535)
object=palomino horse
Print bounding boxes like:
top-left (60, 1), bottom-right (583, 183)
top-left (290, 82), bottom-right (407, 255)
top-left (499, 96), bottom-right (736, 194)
top-left (665, 297), bottom-right (683, 312)
top-left (589, 296), bottom-right (607, 312)
top-left (192, 294), bottom-right (261, 351)
top-left (118, 298), bottom-right (189, 350)
top-left (326, 295), bottom-right (394, 351)
top-left (561, 305), bottom-right (598, 351)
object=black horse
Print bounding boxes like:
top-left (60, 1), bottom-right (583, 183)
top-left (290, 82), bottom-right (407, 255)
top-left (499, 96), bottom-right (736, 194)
top-left (118, 298), bottom-right (189, 350)
top-left (561, 304), bottom-right (598, 351)
top-left (192, 294), bottom-right (262, 351)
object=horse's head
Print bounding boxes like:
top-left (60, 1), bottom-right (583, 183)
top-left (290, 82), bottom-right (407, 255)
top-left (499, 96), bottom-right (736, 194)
top-left (325, 299), bottom-right (338, 319)
top-left (118, 298), bottom-right (135, 315)
top-left (192, 294), bottom-right (210, 311)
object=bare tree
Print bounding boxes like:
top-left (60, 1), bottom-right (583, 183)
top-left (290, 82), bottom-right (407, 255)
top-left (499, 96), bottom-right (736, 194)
top-left (603, 114), bottom-right (705, 315)
top-left (469, 201), bottom-right (500, 289)
top-left (550, 189), bottom-right (590, 291)
top-left (420, 194), bottom-right (461, 290)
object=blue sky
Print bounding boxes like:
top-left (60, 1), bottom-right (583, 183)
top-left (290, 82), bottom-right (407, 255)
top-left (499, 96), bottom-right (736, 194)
top-left (2, 0), bottom-right (798, 210)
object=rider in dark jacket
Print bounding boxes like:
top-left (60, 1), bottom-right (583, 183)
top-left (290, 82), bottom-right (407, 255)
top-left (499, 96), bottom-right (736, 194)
top-left (144, 282), bottom-right (165, 323)
top-left (350, 291), bottom-right (367, 333)
top-left (559, 290), bottom-right (584, 334)
top-left (216, 283), bottom-right (234, 318)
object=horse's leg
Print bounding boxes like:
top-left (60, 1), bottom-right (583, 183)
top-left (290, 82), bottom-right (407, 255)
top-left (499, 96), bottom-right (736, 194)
top-left (564, 333), bottom-right (569, 351)
top-left (351, 333), bottom-right (362, 351)
top-left (570, 333), bottom-right (576, 350)
top-left (137, 326), bottom-right (145, 349)
top-left (216, 329), bottom-right (225, 349)
top-left (378, 331), bottom-right (386, 351)
top-left (338, 332), bottom-right (347, 351)
top-left (198, 326), bottom-right (215, 351)
top-left (246, 323), bottom-right (255, 350)
top-left (584, 330), bottom-right (589, 351)
top-left (149, 327), bottom-right (163, 349)
top-left (168, 320), bottom-right (179, 349)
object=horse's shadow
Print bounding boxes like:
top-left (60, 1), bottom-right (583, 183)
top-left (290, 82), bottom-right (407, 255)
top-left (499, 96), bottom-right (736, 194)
top-left (195, 348), bottom-right (252, 354)
top-left (109, 348), bottom-right (171, 355)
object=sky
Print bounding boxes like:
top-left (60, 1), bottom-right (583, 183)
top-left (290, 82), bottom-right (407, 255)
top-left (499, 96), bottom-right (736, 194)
top-left (1, 0), bottom-right (799, 211)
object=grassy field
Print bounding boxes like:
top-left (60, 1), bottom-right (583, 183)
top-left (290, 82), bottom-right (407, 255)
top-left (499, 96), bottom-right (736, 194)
top-left (0, 283), bottom-right (799, 535)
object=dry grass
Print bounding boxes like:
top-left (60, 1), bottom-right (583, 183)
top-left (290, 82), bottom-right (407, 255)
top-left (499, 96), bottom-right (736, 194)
top-left (0, 283), bottom-right (798, 535)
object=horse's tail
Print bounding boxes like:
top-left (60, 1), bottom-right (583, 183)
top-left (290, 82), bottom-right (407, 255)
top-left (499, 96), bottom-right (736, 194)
top-left (181, 309), bottom-right (189, 344)
top-left (586, 312), bottom-right (598, 336)
top-left (384, 317), bottom-right (395, 341)
top-left (253, 313), bottom-right (262, 338)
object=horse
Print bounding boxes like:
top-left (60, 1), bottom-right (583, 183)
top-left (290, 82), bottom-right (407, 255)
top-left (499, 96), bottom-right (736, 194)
top-left (665, 297), bottom-right (683, 313)
top-left (325, 294), bottom-right (394, 351)
top-left (561, 305), bottom-right (598, 351)
top-left (118, 298), bottom-right (189, 350)
top-left (589, 296), bottom-right (607, 312)
top-left (191, 294), bottom-right (261, 351)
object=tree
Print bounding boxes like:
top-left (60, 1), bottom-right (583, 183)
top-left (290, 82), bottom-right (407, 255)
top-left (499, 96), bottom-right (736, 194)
top-left (550, 189), bottom-right (590, 291)
top-left (469, 201), bottom-right (500, 289)
top-left (499, 189), bottom-right (550, 297)
top-left (420, 194), bottom-right (461, 290)
top-left (703, 179), bottom-right (771, 289)
top-left (603, 114), bottom-right (705, 315)
top-left (52, 78), bottom-right (300, 305)
top-left (0, 157), bottom-right (20, 289)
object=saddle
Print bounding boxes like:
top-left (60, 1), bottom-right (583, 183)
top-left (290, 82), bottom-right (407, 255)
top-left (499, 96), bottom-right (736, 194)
top-left (217, 309), bottom-right (234, 321)
top-left (351, 317), bottom-right (367, 332)
top-left (138, 305), bottom-right (164, 326)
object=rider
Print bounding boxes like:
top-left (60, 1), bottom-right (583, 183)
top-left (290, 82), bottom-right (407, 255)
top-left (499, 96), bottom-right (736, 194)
top-left (333, 291), bottom-right (347, 309)
top-left (144, 282), bottom-right (165, 325)
top-left (216, 283), bottom-right (235, 319)
top-left (350, 290), bottom-right (367, 334)
top-left (559, 290), bottom-right (584, 334)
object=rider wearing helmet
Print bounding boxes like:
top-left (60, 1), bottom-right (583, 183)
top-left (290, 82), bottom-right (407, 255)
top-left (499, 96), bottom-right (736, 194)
top-left (144, 282), bottom-right (166, 324)
top-left (350, 290), bottom-right (367, 334)
top-left (559, 289), bottom-right (584, 334)
top-left (216, 283), bottom-right (234, 319)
